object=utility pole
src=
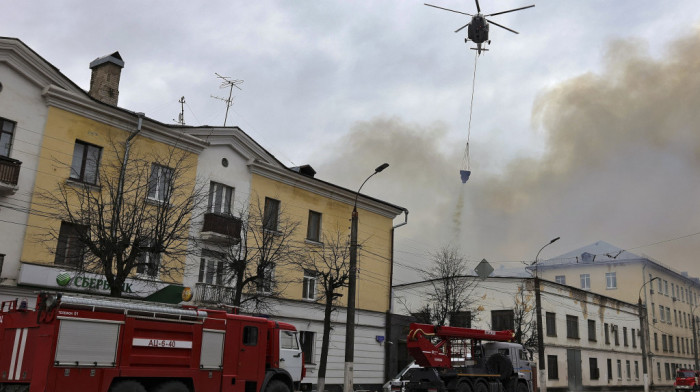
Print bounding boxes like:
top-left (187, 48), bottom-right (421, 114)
top-left (694, 311), bottom-right (699, 370)
top-left (532, 236), bottom-right (559, 392)
top-left (211, 73), bottom-right (243, 126)
top-left (638, 277), bottom-right (659, 392)
top-left (343, 163), bottom-right (389, 392)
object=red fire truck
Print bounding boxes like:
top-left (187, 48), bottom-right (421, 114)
top-left (0, 292), bottom-right (305, 392)
top-left (404, 323), bottom-right (535, 392)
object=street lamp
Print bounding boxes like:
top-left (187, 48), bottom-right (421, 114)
top-left (343, 163), bottom-right (389, 392)
top-left (532, 236), bottom-right (560, 392)
top-left (638, 276), bottom-right (660, 392)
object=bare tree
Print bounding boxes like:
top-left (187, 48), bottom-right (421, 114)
top-left (294, 228), bottom-right (351, 392)
top-left (420, 246), bottom-right (479, 326)
top-left (39, 138), bottom-right (205, 297)
top-left (202, 195), bottom-right (301, 313)
top-left (513, 281), bottom-right (537, 348)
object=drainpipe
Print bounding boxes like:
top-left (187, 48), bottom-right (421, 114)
top-left (386, 208), bottom-right (408, 382)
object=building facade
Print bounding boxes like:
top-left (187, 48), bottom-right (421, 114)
top-left (392, 276), bottom-right (644, 391)
top-left (536, 241), bottom-right (700, 390)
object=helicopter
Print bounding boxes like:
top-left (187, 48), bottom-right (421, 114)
top-left (425, 0), bottom-right (534, 54)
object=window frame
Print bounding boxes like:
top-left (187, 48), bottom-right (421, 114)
top-left (545, 312), bottom-right (557, 337)
top-left (54, 221), bottom-right (88, 267)
top-left (554, 275), bottom-right (565, 285)
top-left (208, 182), bottom-right (234, 215)
top-left (306, 210), bottom-right (322, 243)
top-left (136, 240), bottom-right (161, 278)
top-left (147, 163), bottom-right (174, 202)
top-left (491, 309), bottom-right (515, 331)
top-left (547, 355), bottom-right (558, 380)
top-left (588, 319), bottom-right (596, 342)
top-left (299, 331), bottom-right (315, 365)
top-left (0, 117), bottom-right (17, 157)
top-left (198, 249), bottom-right (225, 285)
top-left (566, 314), bottom-right (579, 339)
top-left (69, 140), bottom-right (102, 185)
top-left (605, 272), bottom-right (617, 289)
top-left (580, 273), bottom-right (590, 290)
top-left (263, 197), bottom-right (281, 232)
top-left (302, 269), bottom-right (317, 300)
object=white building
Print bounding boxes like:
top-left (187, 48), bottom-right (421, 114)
top-left (392, 276), bottom-right (643, 391)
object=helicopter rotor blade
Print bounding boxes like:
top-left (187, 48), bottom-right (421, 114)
top-left (455, 23), bottom-right (470, 33)
top-left (424, 3), bottom-right (473, 16)
top-left (474, 0), bottom-right (481, 13)
top-left (486, 19), bottom-right (519, 34)
top-left (486, 4), bottom-right (535, 17)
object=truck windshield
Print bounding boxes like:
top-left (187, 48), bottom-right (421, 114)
top-left (678, 370), bottom-right (695, 378)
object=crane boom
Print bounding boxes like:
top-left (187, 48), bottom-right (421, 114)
top-left (406, 323), bottom-right (514, 368)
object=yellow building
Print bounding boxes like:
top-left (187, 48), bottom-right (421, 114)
top-left (13, 49), bottom-right (205, 300)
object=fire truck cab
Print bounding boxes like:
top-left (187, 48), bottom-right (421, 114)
top-left (0, 293), bottom-right (305, 392)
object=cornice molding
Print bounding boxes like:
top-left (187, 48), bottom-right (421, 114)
top-left (42, 85), bottom-right (207, 153)
top-left (182, 128), bottom-right (280, 167)
top-left (0, 38), bottom-right (83, 93)
top-left (249, 161), bottom-right (403, 219)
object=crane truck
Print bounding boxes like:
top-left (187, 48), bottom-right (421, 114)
top-left (404, 323), bottom-right (536, 392)
top-left (0, 292), bottom-right (305, 392)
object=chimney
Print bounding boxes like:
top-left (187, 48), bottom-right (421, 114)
top-left (88, 51), bottom-right (124, 106)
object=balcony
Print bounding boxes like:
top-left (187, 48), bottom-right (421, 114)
top-left (0, 156), bottom-right (21, 195)
top-left (201, 213), bottom-right (242, 243)
top-left (194, 282), bottom-right (236, 306)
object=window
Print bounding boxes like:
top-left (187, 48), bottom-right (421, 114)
top-left (632, 328), bottom-right (636, 348)
top-left (580, 274), bottom-right (590, 289)
top-left (658, 277), bottom-right (663, 292)
top-left (0, 117), bottom-right (16, 157)
top-left (652, 302), bottom-right (656, 320)
top-left (656, 363), bottom-right (661, 381)
top-left (613, 325), bottom-right (619, 346)
top-left (588, 319), bottom-right (596, 341)
top-left (546, 312), bottom-right (556, 337)
top-left (654, 333), bottom-right (658, 351)
top-left (259, 264), bottom-right (274, 293)
top-left (665, 363), bottom-right (671, 380)
top-left (449, 311), bottom-right (472, 328)
top-left (623, 327), bottom-right (628, 346)
top-left (607, 358), bottom-right (613, 380)
top-left (555, 275), bottom-right (566, 285)
top-left (198, 249), bottom-right (224, 285)
top-left (208, 182), bottom-right (234, 215)
top-left (299, 331), bottom-right (315, 364)
top-left (70, 141), bottom-right (102, 184)
top-left (136, 240), bottom-right (160, 278)
top-left (606, 272), bottom-right (617, 289)
top-left (306, 210), bottom-right (322, 242)
top-left (669, 335), bottom-right (674, 352)
top-left (626, 360), bottom-right (631, 380)
top-left (491, 310), bottom-right (514, 331)
top-left (660, 305), bottom-right (666, 322)
top-left (634, 361), bottom-right (639, 380)
top-left (566, 315), bottom-right (579, 339)
top-left (148, 163), bottom-right (173, 202)
top-left (664, 280), bottom-right (668, 296)
top-left (672, 283), bottom-right (675, 298)
top-left (662, 334), bottom-right (668, 352)
top-left (54, 222), bottom-right (87, 267)
top-left (243, 326), bottom-right (258, 346)
top-left (280, 330), bottom-right (299, 349)
top-left (589, 357), bottom-right (599, 380)
top-left (675, 310), bottom-right (678, 326)
top-left (547, 355), bottom-right (558, 380)
top-left (604, 323), bottom-right (610, 344)
top-left (263, 197), bottom-right (280, 231)
top-left (666, 307), bottom-right (671, 324)
top-left (617, 359), bottom-right (622, 380)
top-left (302, 270), bottom-right (317, 300)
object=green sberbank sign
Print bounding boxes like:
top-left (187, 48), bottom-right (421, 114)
top-left (55, 271), bottom-right (134, 293)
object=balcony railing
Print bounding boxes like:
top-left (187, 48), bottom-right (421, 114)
top-left (0, 156), bottom-right (21, 192)
top-left (201, 213), bottom-right (242, 242)
top-left (194, 282), bottom-right (236, 306)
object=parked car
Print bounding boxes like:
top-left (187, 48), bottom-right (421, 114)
top-left (675, 369), bottom-right (700, 391)
top-left (383, 362), bottom-right (420, 392)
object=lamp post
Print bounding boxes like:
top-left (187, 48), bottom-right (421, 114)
top-left (638, 277), bottom-right (660, 392)
top-left (343, 163), bottom-right (389, 392)
top-left (690, 304), bottom-right (700, 371)
top-left (532, 236), bottom-right (560, 392)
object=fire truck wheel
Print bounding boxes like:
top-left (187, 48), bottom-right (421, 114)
top-left (457, 381), bottom-right (473, 392)
top-left (110, 380), bottom-right (147, 392)
top-left (153, 381), bottom-right (189, 392)
top-left (473, 382), bottom-right (488, 392)
top-left (266, 380), bottom-right (291, 392)
top-left (485, 353), bottom-right (513, 380)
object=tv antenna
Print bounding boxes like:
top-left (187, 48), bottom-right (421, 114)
top-left (211, 73), bottom-right (243, 126)
top-left (173, 96), bottom-right (186, 125)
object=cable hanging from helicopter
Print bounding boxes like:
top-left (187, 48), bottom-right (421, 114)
top-left (424, 1), bottom-right (534, 183)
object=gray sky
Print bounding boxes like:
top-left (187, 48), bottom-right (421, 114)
top-left (5, 1), bottom-right (700, 283)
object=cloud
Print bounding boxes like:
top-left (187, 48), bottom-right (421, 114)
top-left (317, 28), bottom-right (700, 281)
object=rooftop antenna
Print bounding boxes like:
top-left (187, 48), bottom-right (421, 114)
top-left (173, 96), bottom-right (185, 125)
top-left (211, 73), bottom-right (243, 126)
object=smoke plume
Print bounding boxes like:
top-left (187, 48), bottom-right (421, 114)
top-left (316, 29), bottom-right (700, 282)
